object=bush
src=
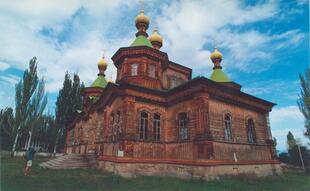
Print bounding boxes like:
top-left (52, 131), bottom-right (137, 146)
top-left (288, 145), bottom-right (309, 167)
top-left (278, 152), bottom-right (290, 163)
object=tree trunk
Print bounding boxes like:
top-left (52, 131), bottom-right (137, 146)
top-left (11, 125), bottom-right (22, 157)
top-left (53, 129), bottom-right (61, 157)
top-left (26, 131), bottom-right (33, 150)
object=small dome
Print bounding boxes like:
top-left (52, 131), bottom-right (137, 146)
top-left (108, 76), bottom-right (114, 83)
top-left (97, 57), bottom-right (108, 67)
top-left (210, 48), bottom-right (222, 62)
top-left (149, 29), bottom-right (163, 44)
top-left (135, 10), bottom-right (150, 25)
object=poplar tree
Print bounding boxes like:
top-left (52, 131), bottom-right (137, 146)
top-left (0, 107), bottom-right (15, 149)
top-left (298, 67), bottom-right (310, 140)
top-left (11, 57), bottom-right (39, 156)
top-left (53, 73), bottom-right (83, 154)
top-left (287, 131), bottom-right (297, 150)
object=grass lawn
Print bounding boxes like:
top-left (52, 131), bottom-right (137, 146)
top-left (1, 155), bottom-right (310, 191)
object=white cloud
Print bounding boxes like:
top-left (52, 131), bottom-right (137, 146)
top-left (0, 74), bottom-right (20, 85)
top-left (0, 0), bottom-right (306, 94)
top-left (270, 106), bottom-right (303, 123)
top-left (0, 0), bottom-right (135, 93)
top-left (0, 61), bottom-right (10, 71)
top-left (270, 106), bottom-right (308, 151)
top-left (157, 0), bottom-right (305, 74)
top-left (243, 80), bottom-right (300, 101)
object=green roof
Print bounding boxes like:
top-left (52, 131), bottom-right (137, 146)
top-left (91, 75), bottom-right (108, 88)
top-left (130, 35), bottom-right (153, 48)
top-left (210, 69), bottom-right (231, 82)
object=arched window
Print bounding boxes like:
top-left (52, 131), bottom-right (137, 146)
top-left (246, 118), bottom-right (256, 143)
top-left (140, 112), bottom-right (148, 140)
top-left (131, 64), bottom-right (138, 76)
top-left (153, 114), bottom-right (161, 141)
top-left (224, 113), bottom-right (233, 141)
top-left (149, 65), bottom-right (155, 78)
top-left (179, 112), bottom-right (188, 140)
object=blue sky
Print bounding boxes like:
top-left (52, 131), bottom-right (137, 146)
top-left (0, 0), bottom-right (309, 151)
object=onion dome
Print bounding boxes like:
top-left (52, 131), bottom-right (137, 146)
top-left (135, 10), bottom-right (150, 26)
top-left (210, 48), bottom-right (223, 66)
top-left (149, 26), bottom-right (163, 50)
top-left (131, 2), bottom-right (153, 47)
top-left (91, 55), bottom-right (108, 89)
top-left (209, 47), bottom-right (230, 82)
top-left (97, 56), bottom-right (108, 75)
top-left (108, 76), bottom-right (114, 83)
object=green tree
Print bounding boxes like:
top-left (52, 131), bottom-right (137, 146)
top-left (25, 78), bottom-right (48, 149)
top-left (287, 131), bottom-right (297, 150)
top-left (288, 145), bottom-right (309, 167)
top-left (0, 107), bottom-right (15, 150)
top-left (297, 67), bottom-right (310, 140)
top-left (54, 73), bottom-right (83, 154)
top-left (12, 57), bottom-right (39, 156)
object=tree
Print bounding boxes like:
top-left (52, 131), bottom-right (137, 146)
top-left (288, 145), bottom-right (309, 167)
top-left (12, 57), bottom-right (39, 156)
top-left (25, 78), bottom-right (48, 149)
top-left (53, 73), bottom-right (83, 154)
top-left (297, 67), bottom-right (310, 140)
top-left (287, 131), bottom-right (297, 150)
top-left (0, 107), bottom-right (15, 150)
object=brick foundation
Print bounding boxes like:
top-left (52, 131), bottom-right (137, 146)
top-left (97, 156), bottom-right (282, 180)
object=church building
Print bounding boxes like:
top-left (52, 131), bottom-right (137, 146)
top-left (65, 5), bottom-right (281, 179)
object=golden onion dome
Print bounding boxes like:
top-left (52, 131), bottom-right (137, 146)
top-left (108, 76), bottom-right (114, 83)
top-left (149, 29), bottom-right (163, 44)
top-left (97, 56), bottom-right (108, 67)
top-left (210, 48), bottom-right (223, 62)
top-left (135, 10), bottom-right (150, 25)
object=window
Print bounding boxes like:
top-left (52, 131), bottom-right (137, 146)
top-left (149, 65), bottom-right (155, 78)
top-left (153, 114), bottom-right (161, 141)
top-left (70, 129), bottom-right (75, 138)
top-left (170, 75), bottom-right (177, 88)
top-left (140, 112), bottom-right (148, 140)
top-left (246, 118), bottom-right (256, 143)
top-left (179, 112), bottom-right (188, 140)
top-left (224, 113), bottom-right (233, 141)
top-left (131, 64), bottom-right (138, 76)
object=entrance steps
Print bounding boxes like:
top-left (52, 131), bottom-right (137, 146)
top-left (40, 154), bottom-right (98, 169)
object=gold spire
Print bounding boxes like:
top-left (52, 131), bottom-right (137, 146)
top-left (97, 54), bottom-right (108, 75)
top-left (210, 47), bottom-right (223, 69)
top-left (149, 22), bottom-right (163, 50)
top-left (135, 0), bottom-right (150, 37)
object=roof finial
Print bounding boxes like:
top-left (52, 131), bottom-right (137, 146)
top-left (140, 0), bottom-right (144, 13)
top-left (154, 21), bottom-right (158, 32)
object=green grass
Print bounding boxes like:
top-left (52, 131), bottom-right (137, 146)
top-left (1, 155), bottom-right (310, 191)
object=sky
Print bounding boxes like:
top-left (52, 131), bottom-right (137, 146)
top-left (0, 0), bottom-right (309, 151)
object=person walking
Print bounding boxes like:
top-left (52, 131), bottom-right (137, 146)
top-left (24, 147), bottom-right (35, 176)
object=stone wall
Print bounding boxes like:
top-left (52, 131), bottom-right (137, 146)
top-left (98, 160), bottom-right (282, 180)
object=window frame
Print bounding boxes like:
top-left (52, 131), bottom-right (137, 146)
top-left (178, 112), bottom-right (189, 140)
top-left (224, 113), bottom-right (233, 141)
top-left (131, 63), bottom-right (138, 76)
top-left (153, 113), bottom-right (161, 141)
top-left (139, 111), bottom-right (148, 140)
top-left (148, 64), bottom-right (156, 78)
top-left (246, 118), bottom-right (256, 143)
